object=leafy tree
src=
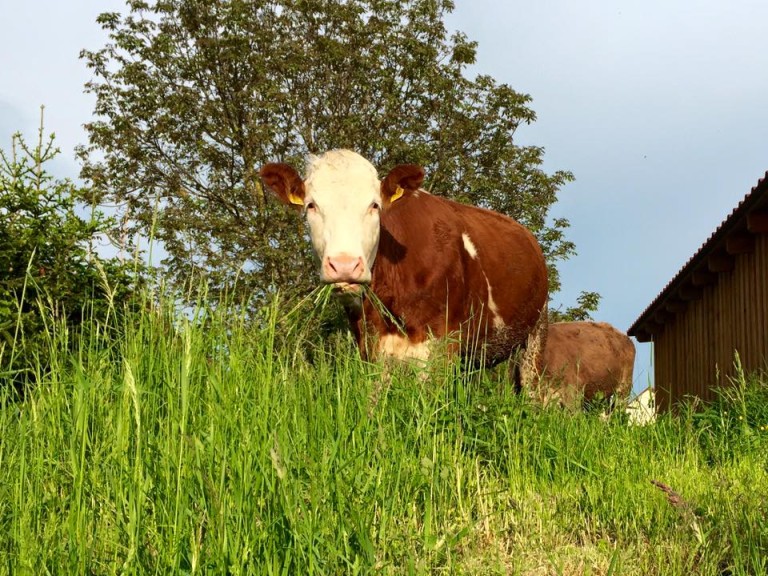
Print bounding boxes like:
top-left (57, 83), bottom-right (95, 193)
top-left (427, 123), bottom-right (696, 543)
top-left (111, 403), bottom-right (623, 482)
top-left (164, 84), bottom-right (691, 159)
top-left (550, 291), bottom-right (602, 323)
top-left (79, 0), bottom-right (598, 316)
top-left (0, 116), bottom-right (141, 387)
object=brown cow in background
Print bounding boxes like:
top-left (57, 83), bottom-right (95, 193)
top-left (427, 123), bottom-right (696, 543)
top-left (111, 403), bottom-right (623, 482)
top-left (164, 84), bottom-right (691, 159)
top-left (531, 321), bottom-right (635, 409)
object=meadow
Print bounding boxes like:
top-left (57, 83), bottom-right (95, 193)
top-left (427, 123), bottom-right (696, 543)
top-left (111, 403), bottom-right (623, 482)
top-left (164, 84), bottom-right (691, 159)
top-left (1, 291), bottom-right (767, 575)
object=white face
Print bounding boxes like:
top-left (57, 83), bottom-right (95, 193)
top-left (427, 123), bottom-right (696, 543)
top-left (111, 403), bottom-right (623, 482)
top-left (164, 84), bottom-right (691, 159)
top-left (302, 150), bottom-right (383, 285)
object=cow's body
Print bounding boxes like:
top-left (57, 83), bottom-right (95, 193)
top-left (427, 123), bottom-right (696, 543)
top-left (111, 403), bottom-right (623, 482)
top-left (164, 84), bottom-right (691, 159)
top-left (347, 186), bottom-right (548, 366)
top-left (260, 150), bottom-right (548, 371)
top-left (534, 321), bottom-right (635, 408)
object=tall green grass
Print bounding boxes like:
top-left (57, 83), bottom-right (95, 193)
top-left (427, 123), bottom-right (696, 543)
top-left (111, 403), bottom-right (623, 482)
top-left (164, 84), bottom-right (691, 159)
top-left (1, 291), bottom-right (767, 574)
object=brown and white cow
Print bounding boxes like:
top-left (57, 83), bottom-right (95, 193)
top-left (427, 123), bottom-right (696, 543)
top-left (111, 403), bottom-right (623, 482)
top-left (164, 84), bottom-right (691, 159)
top-left (260, 150), bottom-right (548, 375)
top-left (532, 321), bottom-right (635, 409)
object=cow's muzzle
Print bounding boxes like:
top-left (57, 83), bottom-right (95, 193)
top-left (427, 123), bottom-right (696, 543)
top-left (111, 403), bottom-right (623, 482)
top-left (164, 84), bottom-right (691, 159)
top-left (322, 253), bottom-right (368, 284)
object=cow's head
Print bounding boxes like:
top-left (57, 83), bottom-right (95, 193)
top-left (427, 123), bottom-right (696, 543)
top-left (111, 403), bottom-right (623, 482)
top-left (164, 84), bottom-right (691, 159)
top-left (260, 150), bottom-right (424, 288)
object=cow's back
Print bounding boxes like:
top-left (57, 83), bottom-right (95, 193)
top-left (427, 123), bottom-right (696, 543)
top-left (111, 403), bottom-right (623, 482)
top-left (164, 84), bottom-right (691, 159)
top-left (349, 190), bottom-right (548, 366)
top-left (538, 321), bottom-right (635, 407)
top-left (456, 200), bottom-right (549, 363)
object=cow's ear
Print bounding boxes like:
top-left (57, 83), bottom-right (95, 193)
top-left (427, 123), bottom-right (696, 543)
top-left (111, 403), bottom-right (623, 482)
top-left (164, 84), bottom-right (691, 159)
top-left (260, 163), bottom-right (306, 208)
top-left (381, 164), bottom-right (424, 205)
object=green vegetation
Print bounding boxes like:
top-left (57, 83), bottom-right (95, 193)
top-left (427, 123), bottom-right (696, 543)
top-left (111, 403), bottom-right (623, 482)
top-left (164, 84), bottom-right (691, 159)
top-left (1, 289), bottom-right (766, 575)
top-left (5, 3), bottom-right (764, 573)
top-left (0, 8), bottom-right (761, 568)
top-left (0, 119), bottom-right (141, 389)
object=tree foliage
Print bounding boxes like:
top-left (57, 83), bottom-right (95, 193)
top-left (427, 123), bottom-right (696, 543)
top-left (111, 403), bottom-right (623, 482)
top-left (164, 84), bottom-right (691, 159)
top-left (549, 290), bottom-right (602, 323)
top-left (79, 0), bottom-right (598, 315)
top-left (0, 118), bottom-right (140, 386)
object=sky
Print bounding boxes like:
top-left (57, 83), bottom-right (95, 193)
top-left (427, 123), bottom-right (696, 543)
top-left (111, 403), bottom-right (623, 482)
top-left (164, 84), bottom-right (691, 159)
top-left (2, 1), bottom-right (767, 393)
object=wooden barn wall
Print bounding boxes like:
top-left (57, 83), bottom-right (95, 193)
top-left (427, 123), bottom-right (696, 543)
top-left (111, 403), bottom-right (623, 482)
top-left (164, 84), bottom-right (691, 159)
top-left (654, 233), bottom-right (768, 411)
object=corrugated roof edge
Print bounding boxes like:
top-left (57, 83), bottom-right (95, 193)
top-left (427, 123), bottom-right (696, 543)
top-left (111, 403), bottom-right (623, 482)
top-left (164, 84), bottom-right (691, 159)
top-left (628, 171), bottom-right (768, 342)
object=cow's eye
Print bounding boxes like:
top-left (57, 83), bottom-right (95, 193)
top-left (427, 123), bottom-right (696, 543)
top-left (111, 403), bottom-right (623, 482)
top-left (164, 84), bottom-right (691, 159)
top-left (370, 201), bottom-right (381, 212)
top-left (305, 201), bottom-right (317, 213)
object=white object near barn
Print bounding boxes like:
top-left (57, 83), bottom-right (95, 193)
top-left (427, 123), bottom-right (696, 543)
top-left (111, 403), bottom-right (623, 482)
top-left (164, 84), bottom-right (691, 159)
top-left (626, 386), bottom-right (656, 425)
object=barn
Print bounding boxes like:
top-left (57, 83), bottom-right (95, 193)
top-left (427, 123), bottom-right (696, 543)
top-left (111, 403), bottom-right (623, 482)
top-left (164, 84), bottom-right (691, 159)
top-left (628, 171), bottom-right (768, 412)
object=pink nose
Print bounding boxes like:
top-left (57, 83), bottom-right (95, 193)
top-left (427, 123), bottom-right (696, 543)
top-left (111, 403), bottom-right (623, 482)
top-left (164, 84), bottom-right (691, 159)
top-left (323, 254), bottom-right (365, 283)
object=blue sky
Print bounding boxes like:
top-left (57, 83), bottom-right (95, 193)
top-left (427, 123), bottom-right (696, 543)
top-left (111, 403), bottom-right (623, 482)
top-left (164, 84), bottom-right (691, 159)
top-left (2, 1), bottom-right (767, 392)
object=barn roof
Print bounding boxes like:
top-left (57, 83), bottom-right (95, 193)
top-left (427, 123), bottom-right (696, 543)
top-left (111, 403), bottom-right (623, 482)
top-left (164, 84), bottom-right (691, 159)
top-left (629, 171), bottom-right (768, 342)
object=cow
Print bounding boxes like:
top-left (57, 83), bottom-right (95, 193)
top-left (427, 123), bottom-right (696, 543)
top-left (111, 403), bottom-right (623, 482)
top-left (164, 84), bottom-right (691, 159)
top-left (531, 321), bottom-right (636, 409)
top-left (259, 149), bottom-right (548, 380)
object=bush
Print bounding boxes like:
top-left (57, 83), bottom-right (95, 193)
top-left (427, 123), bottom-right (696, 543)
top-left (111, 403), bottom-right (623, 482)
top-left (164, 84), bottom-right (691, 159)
top-left (0, 118), bottom-right (142, 392)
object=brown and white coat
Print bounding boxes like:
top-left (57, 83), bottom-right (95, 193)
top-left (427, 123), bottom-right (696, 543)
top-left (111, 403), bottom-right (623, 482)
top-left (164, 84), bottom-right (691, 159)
top-left (260, 150), bottom-right (548, 376)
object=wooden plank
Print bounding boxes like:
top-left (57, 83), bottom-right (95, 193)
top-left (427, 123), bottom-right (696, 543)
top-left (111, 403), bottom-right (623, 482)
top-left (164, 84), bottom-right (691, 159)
top-left (719, 274), bottom-right (728, 388)
top-left (759, 239), bottom-right (766, 366)
top-left (706, 285), bottom-right (716, 399)
top-left (738, 256), bottom-right (747, 378)
top-left (759, 236), bottom-right (768, 366)
top-left (698, 291), bottom-right (705, 399)
top-left (747, 252), bottom-right (756, 371)
top-left (762, 235), bottom-right (768, 364)
top-left (689, 301), bottom-right (695, 400)
top-left (660, 330), bottom-right (673, 411)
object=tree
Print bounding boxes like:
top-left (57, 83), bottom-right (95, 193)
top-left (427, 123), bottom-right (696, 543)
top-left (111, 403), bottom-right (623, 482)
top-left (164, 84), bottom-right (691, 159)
top-left (79, 0), bottom-right (598, 316)
top-left (0, 116), bottom-right (140, 387)
top-left (549, 291), bottom-right (602, 323)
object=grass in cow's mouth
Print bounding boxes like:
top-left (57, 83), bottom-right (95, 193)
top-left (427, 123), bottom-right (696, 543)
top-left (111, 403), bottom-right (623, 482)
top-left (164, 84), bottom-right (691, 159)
top-left (276, 283), bottom-right (336, 344)
top-left (1, 287), bottom-right (767, 574)
top-left (291, 282), bottom-right (407, 336)
top-left (283, 283), bottom-right (335, 321)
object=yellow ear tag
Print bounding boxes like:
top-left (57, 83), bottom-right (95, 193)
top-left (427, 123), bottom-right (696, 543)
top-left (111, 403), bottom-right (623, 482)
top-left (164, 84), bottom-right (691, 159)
top-left (391, 186), bottom-right (405, 203)
top-left (287, 192), bottom-right (303, 206)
